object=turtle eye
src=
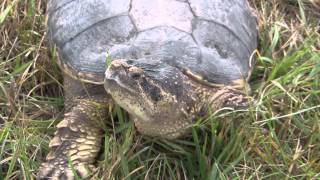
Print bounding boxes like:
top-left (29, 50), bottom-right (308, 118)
top-left (128, 67), bottom-right (143, 79)
top-left (130, 71), bottom-right (141, 79)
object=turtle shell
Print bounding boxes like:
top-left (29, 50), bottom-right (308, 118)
top-left (47, 0), bottom-right (257, 84)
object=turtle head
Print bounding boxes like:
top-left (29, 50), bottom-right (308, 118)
top-left (104, 59), bottom-right (251, 138)
top-left (104, 59), bottom-right (197, 126)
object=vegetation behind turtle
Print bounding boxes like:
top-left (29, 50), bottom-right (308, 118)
top-left (0, 0), bottom-right (320, 179)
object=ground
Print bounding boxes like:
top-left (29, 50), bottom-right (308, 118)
top-left (0, 0), bottom-right (320, 179)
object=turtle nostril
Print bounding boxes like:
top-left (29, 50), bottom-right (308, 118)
top-left (126, 60), bottom-right (134, 65)
top-left (130, 72), bottom-right (141, 79)
top-left (109, 59), bottom-right (129, 69)
top-left (109, 62), bottom-right (122, 69)
top-left (128, 66), bottom-right (143, 79)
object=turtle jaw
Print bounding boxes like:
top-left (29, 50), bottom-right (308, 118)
top-left (105, 78), bottom-right (143, 121)
top-left (104, 78), bottom-right (148, 121)
top-left (104, 59), bottom-right (141, 94)
top-left (104, 75), bottom-right (136, 95)
top-left (104, 59), bottom-right (151, 121)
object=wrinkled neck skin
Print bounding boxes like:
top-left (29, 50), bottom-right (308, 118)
top-left (183, 76), bottom-right (222, 117)
top-left (136, 74), bottom-right (207, 136)
top-left (182, 75), bottom-right (249, 120)
top-left (130, 76), bottom-right (218, 139)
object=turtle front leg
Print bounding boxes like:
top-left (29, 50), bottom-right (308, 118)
top-left (38, 75), bottom-right (111, 179)
top-left (209, 86), bottom-right (252, 110)
top-left (38, 100), bottom-right (108, 179)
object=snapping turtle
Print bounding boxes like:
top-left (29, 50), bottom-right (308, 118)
top-left (39, 0), bottom-right (257, 179)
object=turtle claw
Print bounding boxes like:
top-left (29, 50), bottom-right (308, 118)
top-left (37, 96), bottom-right (108, 179)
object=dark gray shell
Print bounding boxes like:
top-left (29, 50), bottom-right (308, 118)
top-left (48, 0), bottom-right (257, 84)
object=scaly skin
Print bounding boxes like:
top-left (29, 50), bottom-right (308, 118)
top-left (208, 86), bottom-right (251, 110)
top-left (38, 74), bottom-right (112, 179)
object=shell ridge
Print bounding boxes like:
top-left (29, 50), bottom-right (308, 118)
top-left (47, 0), bottom-right (76, 15)
top-left (185, 0), bottom-right (197, 18)
top-left (197, 18), bottom-right (252, 54)
top-left (60, 14), bottom-right (128, 49)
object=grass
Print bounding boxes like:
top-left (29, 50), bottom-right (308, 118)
top-left (0, 0), bottom-right (319, 179)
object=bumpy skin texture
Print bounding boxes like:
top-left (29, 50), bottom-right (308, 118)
top-left (38, 75), bottom-right (111, 179)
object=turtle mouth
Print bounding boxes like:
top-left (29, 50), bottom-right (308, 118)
top-left (104, 68), bottom-right (149, 121)
top-left (104, 59), bottom-right (137, 94)
top-left (104, 73), bottom-right (136, 94)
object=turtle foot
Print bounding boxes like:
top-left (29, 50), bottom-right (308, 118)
top-left (38, 156), bottom-right (94, 180)
top-left (38, 100), bottom-right (108, 179)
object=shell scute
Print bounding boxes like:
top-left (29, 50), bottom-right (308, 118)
top-left (48, 0), bottom-right (257, 83)
top-left (59, 15), bottom-right (136, 80)
top-left (130, 0), bottom-right (194, 33)
top-left (48, 0), bottom-right (131, 47)
top-left (189, 0), bottom-right (257, 51)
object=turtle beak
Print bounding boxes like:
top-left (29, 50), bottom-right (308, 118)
top-left (104, 59), bottom-right (137, 94)
top-left (105, 59), bottom-right (129, 80)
